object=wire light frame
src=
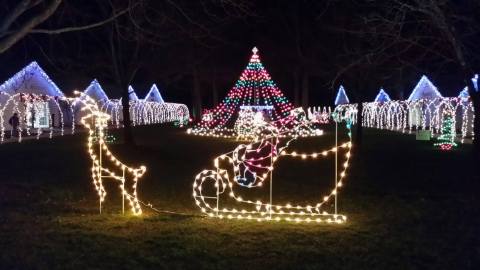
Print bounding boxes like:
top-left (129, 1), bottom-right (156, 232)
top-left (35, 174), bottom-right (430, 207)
top-left (73, 92), bottom-right (147, 215)
top-left (193, 112), bottom-right (353, 224)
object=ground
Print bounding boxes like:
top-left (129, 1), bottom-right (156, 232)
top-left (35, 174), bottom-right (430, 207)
top-left (0, 124), bottom-right (479, 269)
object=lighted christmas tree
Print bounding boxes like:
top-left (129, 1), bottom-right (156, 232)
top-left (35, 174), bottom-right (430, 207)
top-left (195, 47), bottom-right (294, 131)
top-left (434, 110), bottom-right (457, 151)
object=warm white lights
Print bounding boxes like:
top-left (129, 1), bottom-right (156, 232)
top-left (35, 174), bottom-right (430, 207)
top-left (74, 93), bottom-right (147, 215)
top-left (193, 112), bottom-right (353, 223)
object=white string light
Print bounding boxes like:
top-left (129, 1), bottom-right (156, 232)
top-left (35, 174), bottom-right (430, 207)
top-left (0, 92), bottom-right (72, 143)
top-left (335, 97), bottom-right (474, 142)
top-left (94, 99), bottom-right (189, 127)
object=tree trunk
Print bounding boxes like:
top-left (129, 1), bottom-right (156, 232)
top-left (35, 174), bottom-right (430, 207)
top-left (121, 85), bottom-right (135, 146)
top-left (301, 71), bottom-right (309, 108)
top-left (469, 91), bottom-right (480, 157)
top-left (441, 17), bottom-right (479, 157)
top-left (293, 68), bottom-right (300, 107)
top-left (212, 68), bottom-right (218, 107)
top-left (355, 101), bottom-right (363, 146)
top-left (192, 66), bottom-right (202, 119)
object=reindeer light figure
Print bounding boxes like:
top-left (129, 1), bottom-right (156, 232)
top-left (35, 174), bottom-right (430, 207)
top-left (74, 93), bottom-right (146, 215)
top-left (193, 112), bottom-right (353, 223)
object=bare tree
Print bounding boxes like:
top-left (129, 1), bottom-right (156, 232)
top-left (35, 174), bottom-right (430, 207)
top-left (0, 0), bottom-right (132, 54)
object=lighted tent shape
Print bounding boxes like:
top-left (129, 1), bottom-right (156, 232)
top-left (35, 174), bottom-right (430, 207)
top-left (144, 84), bottom-right (164, 103)
top-left (407, 75), bottom-right (443, 101)
top-left (83, 79), bottom-right (109, 103)
top-left (74, 79), bottom-right (114, 125)
top-left (374, 89), bottom-right (391, 102)
top-left (334, 85), bottom-right (350, 105)
top-left (194, 47), bottom-right (294, 130)
top-left (0, 61), bottom-right (67, 131)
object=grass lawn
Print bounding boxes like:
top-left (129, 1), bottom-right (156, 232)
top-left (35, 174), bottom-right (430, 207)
top-left (0, 124), bottom-right (479, 269)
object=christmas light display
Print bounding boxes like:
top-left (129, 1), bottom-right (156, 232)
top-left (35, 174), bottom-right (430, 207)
top-left (407, 75), bottom-right (443, 101)
top-left (0, 91), bottom-right (147, 214)
top-left (144, 84), bottom-right (165, 103)
top-left (334, 85), bottom-right (349, 105)
top-left (374, 89), bottom-right (391, 103)
top-left (87, 96), bottom-right (189, 128)
top-left (190, 47), bottom-right (295, 138)
top-left (458, 74), bottom-right (479, 101)
top-left (0, 61), bottom-right (65, 97)
top-left (90, 83), bottom-right (188, 128)
top-left (307, 106), bottom-right (331, 124)
top-left (234, 108), bottom-right (267, 139)
top-left (74, 92), bottom-right (146, 215)
top-left (434, 109), bottom-right (458, 150)
top-left (0, 60), bottom-right (190, 144)
top-left (0, 92), bottom-right (73, 143)
top-left (84, 79), bottom-right (109, 102)
top-left (335, 97), bottom-right (474, 143)
top-left (130, 101), bottom-right (190, 126)
top-left (193, 112), bottom-right (353, 223)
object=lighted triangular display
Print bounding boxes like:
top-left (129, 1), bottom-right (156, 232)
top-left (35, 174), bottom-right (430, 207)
top-left (374, 89), bottom-right (391, 102)
top-left (407, 75), bottom-right (442, 101)
top-left (144, 84), bottom-right (164, 103)
top-left (84, 79), bottom-right (109, 102)
top-left (196, 47), bottom-right (294, 129)
top-left (334, 85), bottom-right (349, 105)
top-left (0, 61), bottom-right (64, 97)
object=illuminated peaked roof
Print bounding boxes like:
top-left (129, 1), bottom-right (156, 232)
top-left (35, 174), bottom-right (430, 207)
top-left (144, 84), bottom-right (164, 103)
top-left (407, 75), bottom-right (442, 101)
top-left (374, 89), bottom-right (391, 102)
top-left (0, 61), bottom-right (64, 97)
top-left (334, 85), bottom-right (349, 105)
top-left (84, 79), bottom-right (109, 102)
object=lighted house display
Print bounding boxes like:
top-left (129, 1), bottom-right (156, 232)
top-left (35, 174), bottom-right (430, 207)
top-left (0, 61), bottom-right (65, 129)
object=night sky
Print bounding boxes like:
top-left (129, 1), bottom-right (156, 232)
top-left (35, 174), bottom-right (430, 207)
top-left (1, 0), bottom-right (478, 108)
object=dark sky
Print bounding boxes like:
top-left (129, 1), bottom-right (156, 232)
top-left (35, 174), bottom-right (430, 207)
top-left (0, 0), bottom-right (478, 107)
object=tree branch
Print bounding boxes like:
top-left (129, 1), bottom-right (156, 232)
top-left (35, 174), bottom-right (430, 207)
top-left (29, 6), bottom-right (131, 35)
top-left (0, 0), bottom-right (62, 54)
top-left (0, 0), bottom-right (31, 35)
